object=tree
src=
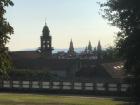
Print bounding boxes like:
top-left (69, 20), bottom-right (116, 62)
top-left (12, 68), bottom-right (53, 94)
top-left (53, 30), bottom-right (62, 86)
top-left (0, 0), bottom-right (14, 78)
top-left (100, 0), bottom-right (140, 103)
top-left (103, 46), bottom-right (120, 61)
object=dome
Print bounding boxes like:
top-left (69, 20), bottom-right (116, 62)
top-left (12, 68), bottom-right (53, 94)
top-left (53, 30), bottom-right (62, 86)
top-left (42, 23), bottom-right (50, 36)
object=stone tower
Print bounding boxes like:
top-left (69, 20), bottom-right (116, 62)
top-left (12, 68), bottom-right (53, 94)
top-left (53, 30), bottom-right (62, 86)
top-left (68, 39), bottom-right (75, 57)
top-left (40, 22), bottom-right (53, 58)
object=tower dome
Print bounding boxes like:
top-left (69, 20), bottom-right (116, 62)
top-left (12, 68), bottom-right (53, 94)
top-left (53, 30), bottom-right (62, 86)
top-left (42, 22), bottom-right (50, 36)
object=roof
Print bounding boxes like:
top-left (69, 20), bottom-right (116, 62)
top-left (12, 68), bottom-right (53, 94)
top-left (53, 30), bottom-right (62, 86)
top-left (9, 51), bottom-right (125, 81)
top-left (10, 51), bottom-right (41, 60)
top-left (102, 61), bottom-right (125, 79)
top-left (9, 51), bottom-right (78, 70)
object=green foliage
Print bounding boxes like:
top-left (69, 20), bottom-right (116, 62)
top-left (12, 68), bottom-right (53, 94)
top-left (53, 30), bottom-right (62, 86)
top-left (0, 0), bottom-right (14, 78)
top-left (100, 0), bottom-right (140, 102)
top-left (103, 46), bottom-right (120, 61)
top-left (100, 0), bottom-right (140, 65)
top-left (0, 52), bottom-right (11, 78)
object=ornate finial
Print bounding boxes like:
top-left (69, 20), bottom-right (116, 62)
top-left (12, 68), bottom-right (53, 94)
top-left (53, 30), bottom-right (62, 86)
top-left (89, 40), bottom-right (91, 43)
top-left (97, 40), bottom-right (102, 52)
top-left (45, 18), bottom-right (47, 26)
top-left (71, 38), bottom-right (72, 42)
top-left (98, 40), bottom-right (101, 47)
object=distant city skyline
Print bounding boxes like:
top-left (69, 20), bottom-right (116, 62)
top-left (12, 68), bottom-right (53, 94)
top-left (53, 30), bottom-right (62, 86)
top-left (6, 0), bottom-right (119, 51)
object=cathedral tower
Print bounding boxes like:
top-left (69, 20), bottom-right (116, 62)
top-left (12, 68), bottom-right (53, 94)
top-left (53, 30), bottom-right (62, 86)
top-left (40, 22), bottom-right (53, 58)
top-left (87, 41), bottom-right (92, 53)
top-left (68, 39), bottom-right (75, 57)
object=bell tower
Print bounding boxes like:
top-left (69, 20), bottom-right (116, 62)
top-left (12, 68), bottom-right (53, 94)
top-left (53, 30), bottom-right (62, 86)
top-left (40, 22), bottom-right (53, 58)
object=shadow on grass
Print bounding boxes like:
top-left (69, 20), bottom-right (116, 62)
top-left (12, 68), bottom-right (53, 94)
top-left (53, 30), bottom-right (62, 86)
top-left (113, 97), bottom-right (135, 105)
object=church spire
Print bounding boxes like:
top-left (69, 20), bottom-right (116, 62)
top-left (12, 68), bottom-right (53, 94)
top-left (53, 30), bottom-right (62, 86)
top-left (87, 40), bottom-right (92, 53)
top-left (97, 40), bottom-right (101, 52)
top-left (97, 40), bottom-right (102, 61)
top-left (69, 39), bottom-right (74, 52)
top-left (68, 39), bottom-right (75, 56)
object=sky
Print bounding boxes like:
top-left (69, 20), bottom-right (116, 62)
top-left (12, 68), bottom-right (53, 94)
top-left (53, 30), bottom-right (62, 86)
top-left (6, 0), bottom-right (119, 51)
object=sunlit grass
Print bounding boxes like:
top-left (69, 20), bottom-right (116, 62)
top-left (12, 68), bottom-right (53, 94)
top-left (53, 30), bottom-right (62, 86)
top-left (0, 93), bottom-right (126, 105)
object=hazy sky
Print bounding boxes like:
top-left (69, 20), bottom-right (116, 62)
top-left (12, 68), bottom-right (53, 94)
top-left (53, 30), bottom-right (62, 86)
top-left (6, 0), bottom-right (118, 51)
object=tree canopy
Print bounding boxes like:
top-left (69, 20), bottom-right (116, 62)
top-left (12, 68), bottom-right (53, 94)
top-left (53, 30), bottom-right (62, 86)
top-left (0, 0), bottom-right (14, 78)
top-left (100, 0), bottom-right (140, 103)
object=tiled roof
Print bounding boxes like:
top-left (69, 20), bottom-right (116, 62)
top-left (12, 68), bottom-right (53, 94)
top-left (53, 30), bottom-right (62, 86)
top-left (10, 51), bottom-right (41, 59)
top-left (9, 51), bottom-right (79, 70)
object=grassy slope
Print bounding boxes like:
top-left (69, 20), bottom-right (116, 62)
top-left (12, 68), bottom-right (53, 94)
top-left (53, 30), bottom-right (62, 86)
top-left (0, 93), bottom-right (125, 105)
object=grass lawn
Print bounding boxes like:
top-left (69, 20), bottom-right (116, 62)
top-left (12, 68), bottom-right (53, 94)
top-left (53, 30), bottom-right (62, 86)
top-left (0, 93), bottom-right (127, 105)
